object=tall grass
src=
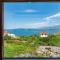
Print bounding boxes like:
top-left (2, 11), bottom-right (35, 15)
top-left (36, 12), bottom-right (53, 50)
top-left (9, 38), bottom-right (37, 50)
top-left (3, 35), bottom-right (60, 57)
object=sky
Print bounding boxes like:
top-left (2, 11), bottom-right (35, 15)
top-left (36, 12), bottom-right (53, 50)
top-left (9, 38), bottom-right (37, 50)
top-left (4, 2), bottom-right (60, 29)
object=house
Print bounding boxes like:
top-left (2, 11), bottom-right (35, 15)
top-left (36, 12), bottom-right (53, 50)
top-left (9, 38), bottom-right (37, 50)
top-left (40, 32), bottom-right (48, 37)
top-left (3, 32), bottom-right (17, 38)
top-left (8, 33), bottom-right (16, 38)
top-left (3, 32), bottom-right (9, 36)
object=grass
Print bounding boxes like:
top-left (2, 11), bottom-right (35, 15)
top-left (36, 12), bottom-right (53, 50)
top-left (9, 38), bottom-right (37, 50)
top-left (3, 34), bottom-right (60, 57)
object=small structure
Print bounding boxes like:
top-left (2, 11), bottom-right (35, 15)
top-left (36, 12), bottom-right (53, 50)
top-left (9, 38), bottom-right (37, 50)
top-left (3, 32), bottom-right (9, 36)
top-left (40, 32), bottom-right (48, 37)
top-left (3, 32), bottom-right (17, 38)
top-left (8, 33), bottom-right (16, 38)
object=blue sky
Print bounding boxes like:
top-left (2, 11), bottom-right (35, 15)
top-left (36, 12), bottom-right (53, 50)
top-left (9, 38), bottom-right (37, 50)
top-left (4, 2), bottom-right (60, 29)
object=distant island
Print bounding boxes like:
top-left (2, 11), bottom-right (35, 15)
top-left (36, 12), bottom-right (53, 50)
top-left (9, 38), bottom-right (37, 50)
top-left (4, 25), bottom-right (60, 36)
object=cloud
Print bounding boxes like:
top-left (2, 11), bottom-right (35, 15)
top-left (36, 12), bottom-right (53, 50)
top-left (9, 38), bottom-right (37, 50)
top-left (28, 13), bottom-right (60, 28)
top-left (5, 12), bottom-right (60, 29)
top-left (31, 22), bottom-right (48, 27)
top-left (15, 22), bottom-right (48, 29)
top-left (23, 9), bottom-right (37, 12)
top-left (26, 22), bottom-right (48, 28)
top-left (43, 13), bottom-right (60, 26)
top-left (44, 13), bottom-right (60, 20)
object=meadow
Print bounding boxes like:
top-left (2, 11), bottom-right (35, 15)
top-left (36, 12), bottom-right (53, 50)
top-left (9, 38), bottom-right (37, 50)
top-left (3, 34), bottom-right (60, 58)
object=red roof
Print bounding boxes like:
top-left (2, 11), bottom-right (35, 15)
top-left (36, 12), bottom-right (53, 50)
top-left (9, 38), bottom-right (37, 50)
top-left (40, 32), bottom-right (48, 35)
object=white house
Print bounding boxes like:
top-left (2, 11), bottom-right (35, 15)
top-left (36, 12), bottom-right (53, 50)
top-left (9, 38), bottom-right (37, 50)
top-left (3, 32), bottom-right (17, 38)
top-left (8, 33), bottom-right (16, 38)
top-left (40, 32), bottom-right (48, 37)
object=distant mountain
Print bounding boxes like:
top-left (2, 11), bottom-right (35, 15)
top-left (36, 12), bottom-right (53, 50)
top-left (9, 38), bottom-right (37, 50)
top-left (38, 25), bottom-right (60, 30)
top-left (47, 25), bottom-right (60, 29)
top-left (4, 25), bottom-right (60, 31)
top-left (4, 25), bottom-right (60, 36)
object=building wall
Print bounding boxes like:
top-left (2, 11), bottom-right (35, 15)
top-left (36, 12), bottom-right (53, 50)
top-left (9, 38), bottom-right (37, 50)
top-left (40, 35), bottom-right (48, 37)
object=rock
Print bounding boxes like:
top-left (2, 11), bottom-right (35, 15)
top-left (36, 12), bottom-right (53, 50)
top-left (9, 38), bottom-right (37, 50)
top-left (36, 46), bottom-right (60, 57)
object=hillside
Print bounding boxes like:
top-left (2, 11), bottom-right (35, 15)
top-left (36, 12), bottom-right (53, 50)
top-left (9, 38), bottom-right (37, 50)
top-left (3, 34), bottom-right (60, 58)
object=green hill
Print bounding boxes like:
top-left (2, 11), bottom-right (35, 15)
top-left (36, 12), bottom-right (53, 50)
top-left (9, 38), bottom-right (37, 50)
top-left (3, 34), bottom-right (60, 57)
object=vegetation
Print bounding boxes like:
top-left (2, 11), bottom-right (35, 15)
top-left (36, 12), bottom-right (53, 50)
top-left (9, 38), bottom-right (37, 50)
top-left (3, 34), bottom-right (60, 58)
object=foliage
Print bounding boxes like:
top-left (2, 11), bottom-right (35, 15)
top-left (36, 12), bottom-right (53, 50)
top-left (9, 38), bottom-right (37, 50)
top-left (3, 34), bottom-right (60, 57)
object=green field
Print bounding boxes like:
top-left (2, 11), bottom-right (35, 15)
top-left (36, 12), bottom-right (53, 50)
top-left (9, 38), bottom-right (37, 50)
top-left (3, 35), bottom-right (60, 58)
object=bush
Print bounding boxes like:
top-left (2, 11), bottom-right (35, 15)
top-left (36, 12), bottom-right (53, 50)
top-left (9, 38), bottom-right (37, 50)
top-left (3, 34), bottom-right (60, 57)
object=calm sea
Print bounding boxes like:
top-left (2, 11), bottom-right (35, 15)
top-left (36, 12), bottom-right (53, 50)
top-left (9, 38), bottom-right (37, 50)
top-left (4, 29), bottom-right (60, 36)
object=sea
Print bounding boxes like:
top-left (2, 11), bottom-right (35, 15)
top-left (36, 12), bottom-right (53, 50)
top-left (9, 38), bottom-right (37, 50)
top-left (4, 28), bottom-right (60, 36)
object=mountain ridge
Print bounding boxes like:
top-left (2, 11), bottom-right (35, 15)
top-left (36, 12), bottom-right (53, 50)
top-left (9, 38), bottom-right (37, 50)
top-left (4, 25), bottom-right (60, 30)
